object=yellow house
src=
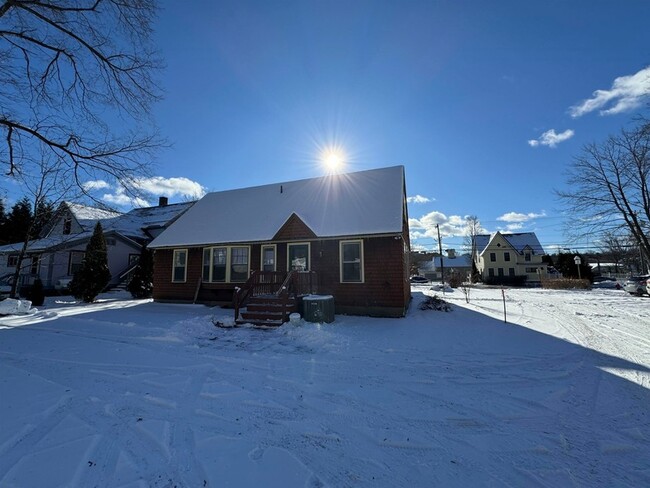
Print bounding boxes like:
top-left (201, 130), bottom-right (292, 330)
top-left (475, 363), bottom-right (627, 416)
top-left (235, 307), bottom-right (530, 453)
top-left (473, 232), bottom-right (547, 284)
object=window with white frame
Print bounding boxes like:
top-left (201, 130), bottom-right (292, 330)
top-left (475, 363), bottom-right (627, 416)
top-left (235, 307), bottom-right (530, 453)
top-left (7, 254), bottom-right (19, 267)
top-left (172, 249), bottom-right (187, 283)
top-left (68, 251), bottom-right (84, 275)
top-left (202, 246), bottom-right (250, 283)
top-left (261, 245), bottom-right (276, 272)
top-left (504, 252), bottom-right (510, 262)
top-left (490, 252), bottom-right (496, 262)
top-left (524, 252), bottom-right (531, 262)
top-left (340, 240), bottom-right (363, 283)
top-left (230, 247), bottom-right (249, 282)
top-left (288, 243), bottom-right (310, 271)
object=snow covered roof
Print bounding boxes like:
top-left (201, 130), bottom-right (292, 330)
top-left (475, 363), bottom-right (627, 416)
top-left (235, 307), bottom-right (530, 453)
top-left (104, 202), bottom-right (195, 239)
top-left (475, 232), bottom-right (545, 255)
top-left (0, 202), bottom-right (194, 254)
top-left (149, 166), bottom-right (406, 248)
top-left (434, 254), bottom-right (473, 268)
top-left (67, 202), bottom-right (123, 230)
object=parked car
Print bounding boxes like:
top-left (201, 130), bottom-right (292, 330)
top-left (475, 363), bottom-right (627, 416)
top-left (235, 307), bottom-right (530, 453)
top-left (622, 275), bottom-right (650, 296)
top-left (591, 276), bottom-right (622, 290)
top-left (409, 276), bottom-right (429, 284)
top-left (54, 278), bottom-right (73, 292)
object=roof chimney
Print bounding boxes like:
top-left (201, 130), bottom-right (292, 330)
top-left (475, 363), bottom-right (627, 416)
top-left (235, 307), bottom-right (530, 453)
top-left (446, 249), bottom-right (456, 258)
top-left (158, 196), bottom-right (168, 207)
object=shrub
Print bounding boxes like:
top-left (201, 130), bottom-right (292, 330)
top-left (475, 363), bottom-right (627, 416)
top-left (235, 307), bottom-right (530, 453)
top-left (541, 278), bottom-right (591, 290)
top-left (127, 248), bottom-right (154, 299)
top-left (30, 278), bottom-right (45, 306)
top-left (419, 295), bottom-right (452, 312)
top-left (484, 275), bottom-right (528, 287)
top-left (446, 271), bottom-right (464, 288)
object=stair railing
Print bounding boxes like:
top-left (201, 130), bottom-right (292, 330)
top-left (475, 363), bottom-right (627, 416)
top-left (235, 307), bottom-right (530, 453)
top-left (233, 270), bottom-right (286, 321)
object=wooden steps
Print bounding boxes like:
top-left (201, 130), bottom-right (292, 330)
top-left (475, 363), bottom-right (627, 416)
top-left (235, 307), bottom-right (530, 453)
top-left (236, 295), bottom-right (297, 327)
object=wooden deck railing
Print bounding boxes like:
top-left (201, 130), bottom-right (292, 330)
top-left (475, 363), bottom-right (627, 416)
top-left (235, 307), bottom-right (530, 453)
top-left (233, 270), bottom-right (318, 321)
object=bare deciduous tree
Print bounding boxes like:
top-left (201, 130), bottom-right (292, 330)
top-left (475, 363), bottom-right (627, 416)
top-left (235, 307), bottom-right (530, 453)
top-left (0, 0), bottom-right (162, 196)
top-left (464, 215), bottom-right (482, 282)
top-left (558, 119), bottom-right (650, 266)
top-left (9, 155), bottom-right (78, 297)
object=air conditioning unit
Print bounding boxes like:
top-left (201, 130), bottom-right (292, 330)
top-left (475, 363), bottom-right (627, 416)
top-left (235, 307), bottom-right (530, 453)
top-left (302, 295), bottom-right (335, 323)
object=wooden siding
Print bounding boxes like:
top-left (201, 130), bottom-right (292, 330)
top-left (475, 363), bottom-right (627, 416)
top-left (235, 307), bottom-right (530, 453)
top-left (273, 213), bottom-right (317, 241)
top-left (153, 234), bottom-right (409, 316)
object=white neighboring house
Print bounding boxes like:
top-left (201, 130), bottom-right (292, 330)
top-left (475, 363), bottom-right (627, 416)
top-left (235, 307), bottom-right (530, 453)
top-left (473, 231), bottom-right (547, 284)
top-left (419, 249), bottom-right (473, 282)
top-left (0, 198), bottom-right (193, 291)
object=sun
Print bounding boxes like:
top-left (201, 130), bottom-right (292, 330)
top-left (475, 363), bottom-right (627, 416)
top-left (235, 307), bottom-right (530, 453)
top-left (322, 149), bottom-right (345, 173)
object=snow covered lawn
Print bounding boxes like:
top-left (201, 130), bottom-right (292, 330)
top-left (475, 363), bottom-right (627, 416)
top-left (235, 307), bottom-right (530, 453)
top-left (0, 287), bottom-right (648, 487)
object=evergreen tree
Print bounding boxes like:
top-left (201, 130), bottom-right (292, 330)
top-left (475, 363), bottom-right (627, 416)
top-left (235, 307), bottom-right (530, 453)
top-left (32, 200), bottom-right (55, 238)
top-left (127, 248), bottom-right (154, 299)
top-left (5, 197), bottom-right (33, 243)
top-left (0, 198), bottom-right (7, 244)
top-left (553, 252), bottom-right (593, 280)
top-left (69, 222), bottom-right (111, 303)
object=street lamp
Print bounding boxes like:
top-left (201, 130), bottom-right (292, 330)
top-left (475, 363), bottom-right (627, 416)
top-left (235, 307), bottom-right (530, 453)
top-left (574, 255), bottom-right (582, 279)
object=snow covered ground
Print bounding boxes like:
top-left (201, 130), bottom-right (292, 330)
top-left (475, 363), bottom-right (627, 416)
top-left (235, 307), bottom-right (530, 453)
top-left (0, 286), bottom-right (648, 487)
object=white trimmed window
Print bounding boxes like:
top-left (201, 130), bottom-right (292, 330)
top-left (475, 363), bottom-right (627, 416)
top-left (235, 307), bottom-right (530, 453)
top-left (261, 245), bottom-right (276, 272)
top-left (202, 246), bottom-right (250, 283)
top-left (172, 249), bottom-right (188, 283)
top-left (340, 240), bottom-right (364, 283)
top-left (287, 243), bottom-right (310, 271)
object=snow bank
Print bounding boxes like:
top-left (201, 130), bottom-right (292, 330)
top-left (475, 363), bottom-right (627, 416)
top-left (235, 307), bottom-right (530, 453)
top-left (0, 298), bottom-right (33, 316)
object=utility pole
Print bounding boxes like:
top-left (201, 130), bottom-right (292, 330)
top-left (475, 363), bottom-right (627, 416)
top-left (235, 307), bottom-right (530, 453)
top-left (436, 224), bottom-right (444, 291)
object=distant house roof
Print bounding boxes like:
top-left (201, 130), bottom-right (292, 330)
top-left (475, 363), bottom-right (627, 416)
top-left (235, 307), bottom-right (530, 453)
top-left (434, 254), bottom-right (473, 268)
top-left (67, 203), bottom-right (122, 230)
top-left (104, 202), bottom-right (195, 240)
top-left (148, 166), bottom-right (406, 249)
top-left (0, 201), bottom-right (194, 254)
top-left (475, 232), bottom-right (545, 255)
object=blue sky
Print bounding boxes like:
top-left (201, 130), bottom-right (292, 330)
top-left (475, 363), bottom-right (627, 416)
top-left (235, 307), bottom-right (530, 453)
top-left (10, 0), bottom-right (650, 254)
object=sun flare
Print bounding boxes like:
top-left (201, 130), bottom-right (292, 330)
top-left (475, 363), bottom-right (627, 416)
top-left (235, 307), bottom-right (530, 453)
top-left (322, 149), bottom-right (345, 173)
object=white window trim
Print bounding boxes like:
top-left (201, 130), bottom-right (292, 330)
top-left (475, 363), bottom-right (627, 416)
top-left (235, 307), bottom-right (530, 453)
top-left (287, 242), bottom-right (311, 271)
top-left (172, 249), bottom-right (188, 283)
top-left (339, 239), bottom-right (364, 283)
top-left (202, 245), bottom-right (251, 283)
top-left (260, 244), bottom-right (277, 272)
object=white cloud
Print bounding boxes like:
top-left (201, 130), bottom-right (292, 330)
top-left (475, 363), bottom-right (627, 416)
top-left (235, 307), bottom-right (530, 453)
top-left (129, 176), bottom-right (206, 199)
top-left (409, 211), bottom-right (476, 241)
top-left (528, 129), bottom-right (574, 148)
top-left (407, 195), bottom-right (434, 204)
top-left (82, 180), bottom-right (111, 191)
top-left (102, 187), bottom-right (149, 208)
top-left (570, 66), bottom-right (650, 117)
top-left (497, 211), bottom-right (546, 223)
top-left (99, 176), bottom-right (207, 208)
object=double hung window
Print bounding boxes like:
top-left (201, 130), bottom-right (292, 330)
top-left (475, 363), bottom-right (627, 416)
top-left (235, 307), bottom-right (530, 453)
top-left (202, 246), bottom-right (250, 283)
top-left (340, 240), bottom-right (363, 283)
top-left (172, 249), bottom-right (187, 282)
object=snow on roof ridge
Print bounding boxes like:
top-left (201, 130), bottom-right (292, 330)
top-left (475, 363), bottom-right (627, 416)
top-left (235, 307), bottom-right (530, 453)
top-left (148, 165), bottom-right (406, 248)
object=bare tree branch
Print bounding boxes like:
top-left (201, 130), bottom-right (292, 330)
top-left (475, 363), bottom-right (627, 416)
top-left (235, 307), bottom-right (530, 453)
top-left (0, 0), bottom-right (162, 198)
top-left (558, 118), bottom-right (650, 267)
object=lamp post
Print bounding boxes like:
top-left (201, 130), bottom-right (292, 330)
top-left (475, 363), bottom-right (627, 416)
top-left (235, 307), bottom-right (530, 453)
top-left (574, 255), bottom-right (582, 279)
